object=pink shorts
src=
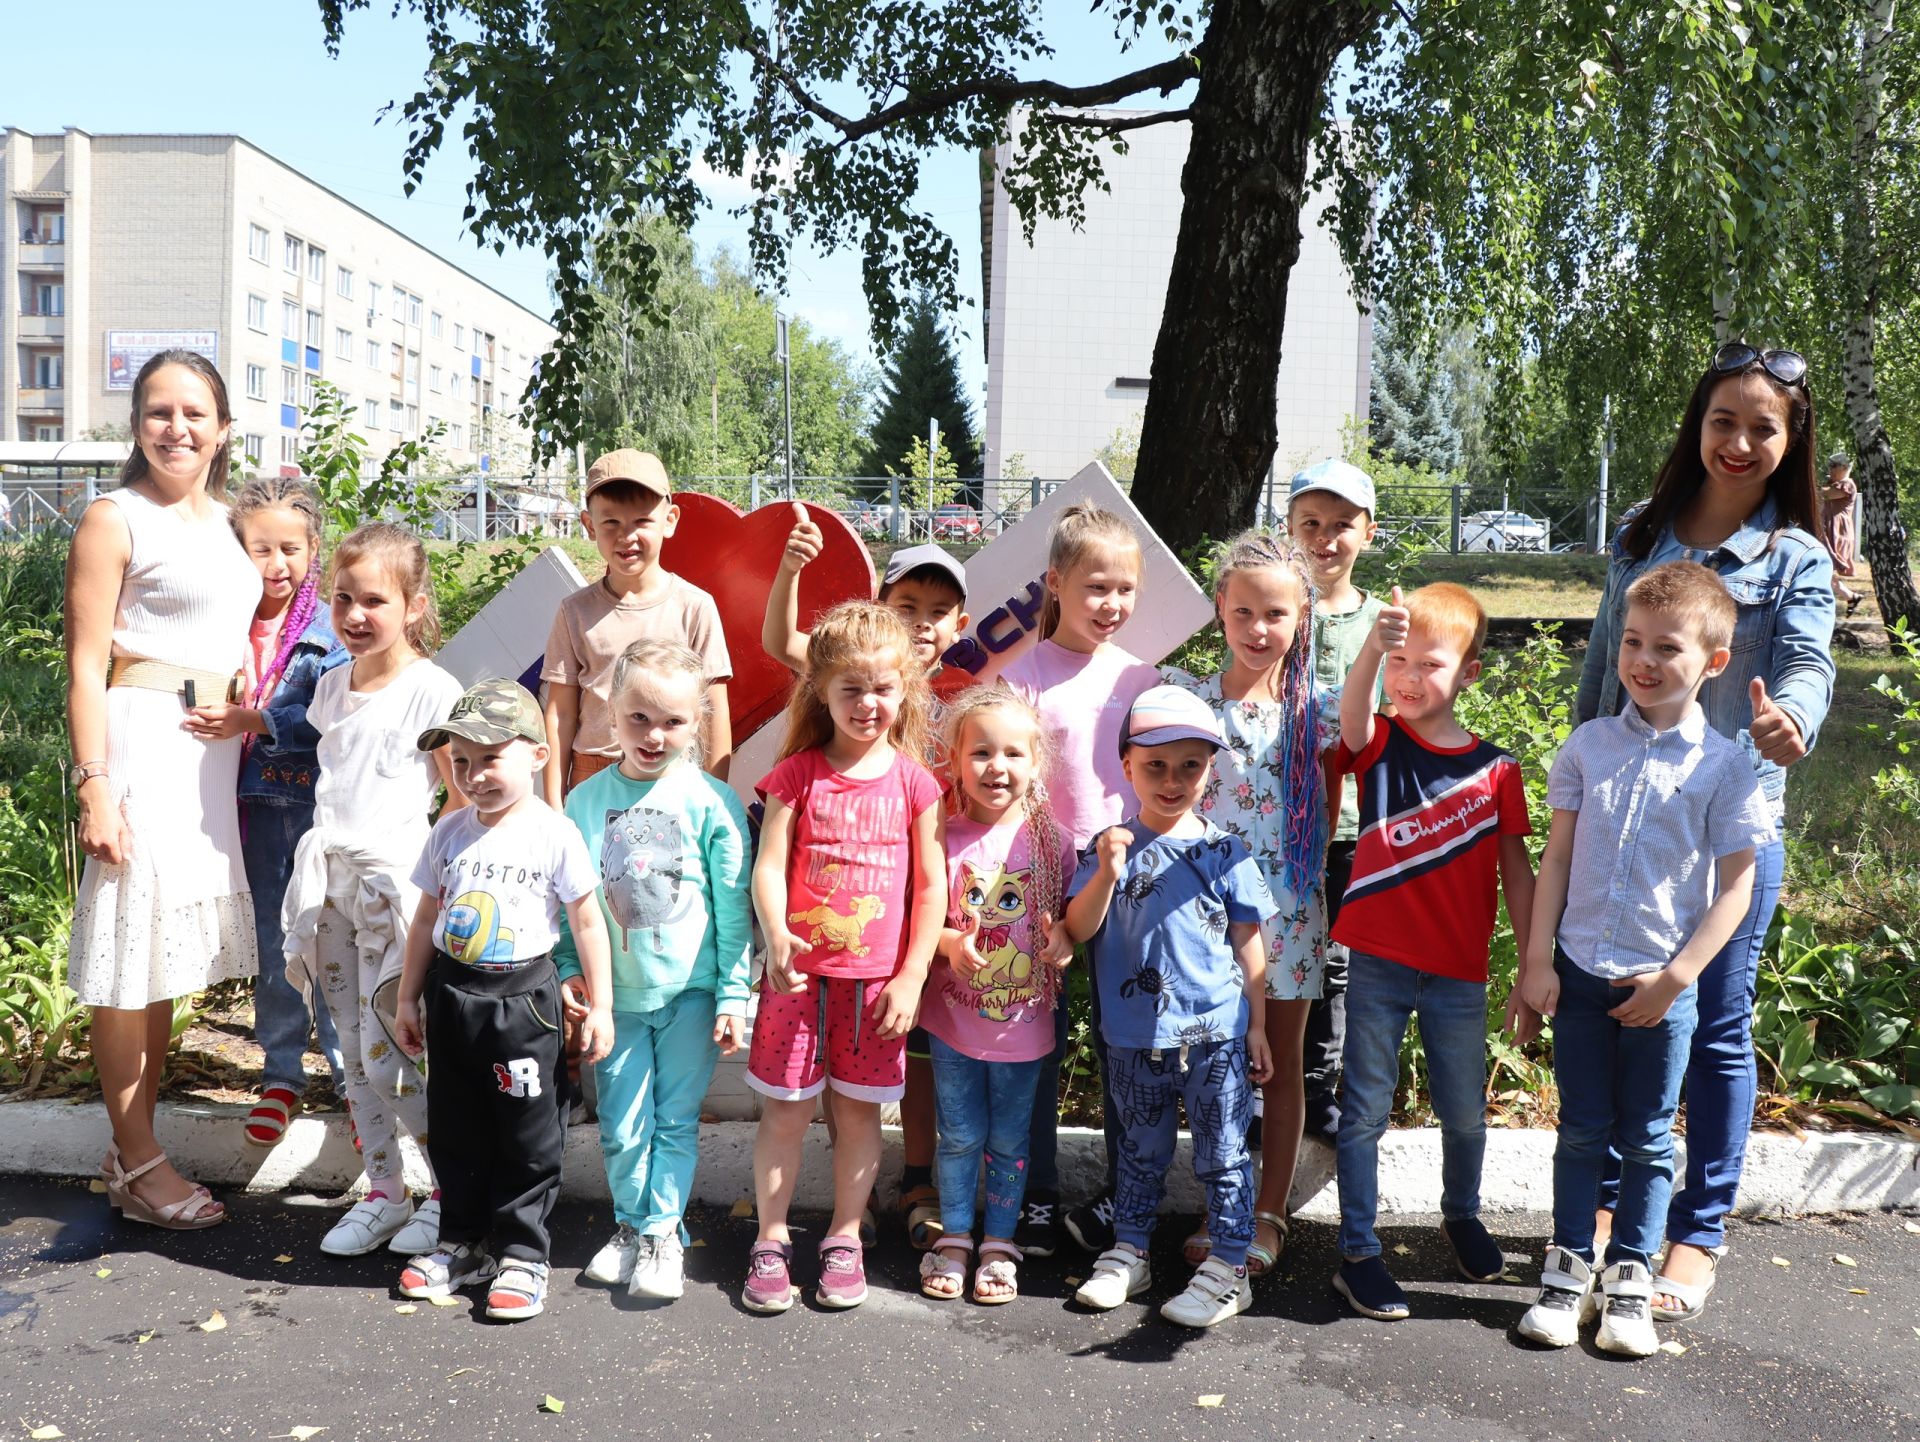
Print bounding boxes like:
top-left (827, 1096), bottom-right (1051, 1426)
top-left (746, 974), bottom-right (907, 1103)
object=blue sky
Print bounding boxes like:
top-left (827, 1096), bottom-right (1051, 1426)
top-left (9, 0), bottom-right (1174, 410)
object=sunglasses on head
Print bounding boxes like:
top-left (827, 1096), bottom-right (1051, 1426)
top-left (1711, 342), bottom-right (1808, 386)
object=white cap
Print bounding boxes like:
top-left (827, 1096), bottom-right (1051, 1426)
top-left (1121, 684), bottom-right (1227, 755)
top-left (1288, 458), bottom-right (1376, 514)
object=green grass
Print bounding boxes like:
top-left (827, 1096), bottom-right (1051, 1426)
top-left (1393, 551), bottom-right (1609, 618)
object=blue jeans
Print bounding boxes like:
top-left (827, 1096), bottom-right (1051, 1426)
top-left (926, 1035), bottom-right (1043, 1240)
top-left (1599, 837), bottom-right (1783, 1249)
top-left (595, 990), bottom-right (721, 1240)
top-left (1107, 1037), bottom-right (1255, 1265)
top-left (1553, 952), bottom-right (1701, 1267)
top-left (242, 801), bottom-right (343, 1094)
top-left (1337, 949), bottom-right (1489, 1259)
top-left (1027, 967), bottom-right (1121, 1197)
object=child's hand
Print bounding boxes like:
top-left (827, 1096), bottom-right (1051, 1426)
top-left (779, 503), bottom-right (824, 574)
top-left (713, 1013), bottom-right (745, 1056)
top-left (1371, 586), bottom-right (1409, 653)
top-left (764, 932), bottom-right (814, 993)
top-left (576, 1006), bottom-right (614, 1066)
top-left (395, 996), bottom-right (426, 1057)
top-left (1037, 912), bottom-right (1074, 969)
top-left (1503, 992), bottom-right (1545, 1046)
top-left (560, 975), bottom-right (592, 1023)
top-left (1608, 969), bottom-right (1684, 1027)
top-left (1518, 962), bottom-right (1559, 1021)
top-left (1245, 1028), bottom-right (1274, 1084)
top-left (183, 701), bottom-right (256, 741)
top-left (870, 972), bottom-right (921, 1040)
top-left (1096, 826), bottom-right (1133, 882)
top-left (947, 913), bottom-right (988, 979)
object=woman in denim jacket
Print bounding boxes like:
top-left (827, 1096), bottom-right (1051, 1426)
top-left (184, 479), bottom-right (350, 1145)
top-left (1576, 344), bottom-right (1835, 1321)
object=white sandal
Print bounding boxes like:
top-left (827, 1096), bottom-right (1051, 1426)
top-left (973, 1239), bottom-right (1021, 1305)
top-left (919, 1237), bottom-right (972, 1300)
top-left (1651, 1243), bottom-right (1724, 1323)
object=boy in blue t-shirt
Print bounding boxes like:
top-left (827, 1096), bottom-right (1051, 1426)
top-left (1059, 685), bottom-right (1277, 1330)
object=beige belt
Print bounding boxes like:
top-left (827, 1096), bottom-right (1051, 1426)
top-left (107, 657), bottom-right (242, 704)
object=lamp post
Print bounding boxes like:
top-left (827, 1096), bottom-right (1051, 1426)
top-left (774, 310), bottom-right (794, 500)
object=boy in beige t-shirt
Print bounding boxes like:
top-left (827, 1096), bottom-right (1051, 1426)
top-left (541, 449), bottom-right (733, 805)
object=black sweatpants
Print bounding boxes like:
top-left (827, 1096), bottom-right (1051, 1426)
top-left (424, 952), bottom-right (569, 1264)
top-left (1302, 840), bottom-right (1357, 1103)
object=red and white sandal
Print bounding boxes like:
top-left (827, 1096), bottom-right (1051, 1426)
top-left (244, 1086), bottom-right (301, 1148)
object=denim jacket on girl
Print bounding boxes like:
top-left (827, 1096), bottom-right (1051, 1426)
top-left (1576, 497), bottom-right (1835, 815)
top-left (237, 613), bottom-right (350, 808)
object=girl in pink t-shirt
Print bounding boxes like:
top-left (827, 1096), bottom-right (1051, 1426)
top-left (919, 688), bottom-right (1073, 1304)
top-left (743, 603), bottom-right (946, 1314)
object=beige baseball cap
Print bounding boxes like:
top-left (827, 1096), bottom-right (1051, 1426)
top-left (583, 448), bottom-right (672, 503)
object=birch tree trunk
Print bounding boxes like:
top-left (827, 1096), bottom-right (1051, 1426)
top-left (1840, 0), bottom-right (1918, 634)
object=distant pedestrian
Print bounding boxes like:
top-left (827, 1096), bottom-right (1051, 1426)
top-left (1821, 451), bottom-right (1862, 615)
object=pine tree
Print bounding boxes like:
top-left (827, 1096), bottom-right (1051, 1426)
top-left (1369, 304), bottom-right (1462, 475)
top-left (865, 291), bottom-right (980, 480)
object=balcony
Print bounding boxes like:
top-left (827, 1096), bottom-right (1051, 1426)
top-left (17, 312), bottom-right (64, 340)
top-left (17, 243), bottom-right (64, 270)
top-left (16, 388), bottom-right (64, 415)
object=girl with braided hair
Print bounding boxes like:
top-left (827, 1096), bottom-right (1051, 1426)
top-left (184, 476), bottom-right (349, 1147)
top-left (1162, 529), bottom-right (1337, 1279)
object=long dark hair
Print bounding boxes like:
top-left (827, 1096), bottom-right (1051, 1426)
top-left (1623, 354), bottom-right (1821, 559)
top-left (119, 349), bottom-right (234, 496)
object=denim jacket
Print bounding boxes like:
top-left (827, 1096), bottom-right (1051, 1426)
top-left (1576, 497), bottom-right (1835, 814)
top-left (237, 614), bottom-right (350, 808)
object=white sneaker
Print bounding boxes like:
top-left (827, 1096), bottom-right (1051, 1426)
top-left (387, 1196), bottom-right (441, 1254)
top-left (629, 1233), bottom-right (686, 1301)
top-left (321, 1194), bottom-right (415, 1256)
top-left (1516, 1246), bottom-right (1595, 1348)
top-left (1595, 1259), bottom-right (1659, 1357)
top-left (585, 1224), bottom-right (642, 1285)
top-left (1074, 1247), bottom-right (1151, 1311)
top-left (1160, 1256), bottom-right (1252, 1328)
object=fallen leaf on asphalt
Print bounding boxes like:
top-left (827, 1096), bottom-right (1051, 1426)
top-left (1624, 1387), bottom-right (1648, 1395)
top-left (394, 1304), bottom-right (418, 1315)
top-left (1832, 1253), bottom-right (1858, 1267)
top-left (447, 1368), bottom-right (477, 1379)
top-left (26, 1425), bottom-right (65, 1439)
top-left (198, 1311), bottom-right (227, 1332)
top-left (274, 1255), bottom-right (294, 1264)
top-left (1658, 1340), bottom-right (1687, 1356)
top-left (689, 1239), bottom-right (706, 1248)
top-left (1392, 1243), bottom-right (1412, 1256)
top-left (1912, 1326), bottom-right (1920, 1339)
top-left (1064, 1277), bottom-right (1084, 1289)
top-left (136, 1332), bottom-right (153, 1344)
top-left (274, 1430), bottom-right (326, 1441)
top-left (1847, 1288), bottom-right (1869, 1296)
top-left (1770, 1256), bottom-right (1792, 1268)
top-left (93, 1268), bottom-right (111, 1279)
top-left (1904, 1220), bottom-right (1920, 1234)
top-left (1196, 1395), bottom-right (1225, 1408)
top-left (539, 1396), bottom-right (565, 1415)
top-left (729, 1199), bottom-right (753, 1218)
top-left (89, 1179), bottom-right (107, 1193)
top-left (428, 1297), bottom-right (459, 1308)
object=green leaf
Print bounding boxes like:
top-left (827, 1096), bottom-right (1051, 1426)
top-left (1862, 1085), bottom-right (1920, 1118)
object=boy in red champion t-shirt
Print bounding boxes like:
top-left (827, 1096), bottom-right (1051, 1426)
top-left (1328, 582), bottom-right (1538, 1323)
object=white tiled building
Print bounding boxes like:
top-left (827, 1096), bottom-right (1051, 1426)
top-left (1, 128), bottom-right (552, 476)
top-left (982, 113), bottom-right (1370, 500)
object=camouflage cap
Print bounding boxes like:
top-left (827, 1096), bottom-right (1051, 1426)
top-left (417, 678), bottom-right (546, 750)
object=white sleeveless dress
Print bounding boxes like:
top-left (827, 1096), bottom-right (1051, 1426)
top-left (68, 487), bottom-right (264, 1007)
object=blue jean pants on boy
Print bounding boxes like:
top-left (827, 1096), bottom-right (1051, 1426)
top-left (1107, 1037), bottom-right (1255, 1266)
top-left (1599, 837), bottom-right (1782, 1251)
top-left (1552, 950), bottom-right (1700, 1267)
top-left (1337, 950), bottom-right (1488, 1259)
top-left (594, 990), bottom-right (721, 1242)
top-left (1027, 969), bottom-right (1122, 1197)
top-left (241, 801), bottom-right (343, 1095)
top-left (927, 1035), bottom-right (1043, 1240)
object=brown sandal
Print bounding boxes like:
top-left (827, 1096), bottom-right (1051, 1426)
top-left (1247, 1210), bottom-right (1289, 1276)
top-left (900, 1184), bottom-right (942, 1250)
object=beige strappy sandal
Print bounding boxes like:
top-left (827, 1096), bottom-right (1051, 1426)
top-left (103, 1146), bottom-right (225, 1230)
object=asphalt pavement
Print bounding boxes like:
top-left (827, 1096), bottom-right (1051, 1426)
top-left (1, 1176), bottom-right (1915, 1442)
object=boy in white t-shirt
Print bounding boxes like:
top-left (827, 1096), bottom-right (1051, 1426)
top-left (392, 679), bottom-right (613, 1322)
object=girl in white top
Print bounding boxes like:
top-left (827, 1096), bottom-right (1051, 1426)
top-left (282, 523), bottom-right (466, 1258)
top-left (67, 351), bottom-right (263, 1231)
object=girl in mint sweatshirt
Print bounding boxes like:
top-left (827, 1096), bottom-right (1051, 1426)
top-left (557, 641), bottom-right (752, 1302)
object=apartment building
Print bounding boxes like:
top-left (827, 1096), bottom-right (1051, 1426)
top-left (982, 112), bottom-right (1370, 496)
top-left (1, 128), bottom-right (552, 476)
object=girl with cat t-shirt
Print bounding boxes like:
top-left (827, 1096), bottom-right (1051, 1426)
top-left (556, 641), bottom-right (753, 1303)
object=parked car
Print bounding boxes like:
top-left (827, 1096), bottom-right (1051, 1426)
top-left (932, 503), bottom-right (983, 540)
top-left (1459, 509), bottom-right (1550, 552)
top-left (844, 497), bottom-right (894, 537)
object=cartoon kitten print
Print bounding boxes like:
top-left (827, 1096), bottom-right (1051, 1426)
top-left (601, 805), bottom-right (690, 948)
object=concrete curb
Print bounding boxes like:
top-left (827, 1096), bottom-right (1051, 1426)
top-left (9, 1098), bottom-right (1916, 1219)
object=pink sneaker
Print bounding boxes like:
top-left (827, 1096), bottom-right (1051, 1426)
top-left (742, 1241), bottom-right (794, 1314)
top-left (816, 1235), bottom-right (868, 1310)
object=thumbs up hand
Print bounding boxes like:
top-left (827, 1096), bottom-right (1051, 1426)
top-left (779, 501), bottom-right (824, 574)
top-left (1748, 675), bottom-right (1807, 766)
top-left (1372, 584), bottom-right (1410, 653)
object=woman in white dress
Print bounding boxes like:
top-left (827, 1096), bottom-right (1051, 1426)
top-left (66, 350), bottom-right (263, 1228)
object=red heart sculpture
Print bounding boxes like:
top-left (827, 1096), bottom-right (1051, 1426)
top-left (660, 495), bottom-right (876, 741)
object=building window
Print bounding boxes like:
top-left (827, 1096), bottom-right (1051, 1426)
top-left (280, 436), bottom-right (299, 466)
top-left (306, 309), bottom-right (324, 348)
top-left (449, 422), bottom-right (464, 449)
top-left (390, 343), bottom-right (403, 377)
top-left (453, 323), bottom-right (465, 350)
top-left (367, 282), bottom-right (382, 319)
top-left (363, 398), bottom-right (379, 429)
top-left (282, 300), bottom-right (300, 339)
top-left (430, 311), bottom-right (443, 339)
top-left (246, 293), bottom-right (268, 332)
top-left (335, 327), bottom-right (353, 360)
top-left (246, 363), bottom-right (266, 400)
top-left (244, 434), bottom-right (265, 466)
top-left (391, 286), bottom-right (407, 321)
top-left (407, 404), bottom-right (419, 431)
top-left (365, 338), bottom-right (380, 369)
top-left (429, 365), bottom-right (442, 394)
top-left (302, 374), bottom-right (318, 410)
top-left (33, 282), bottom-right (64, 316)
top-left (284, 233), bottom-right (302, 273)
top-left (248, 223), bottom-right (270, 263)
top-left (336, 266), bottom-right (354, 300)
top-left (282, 368), bottom-right (298, 404)
top-left (34, 425), bottom-right (64, 443)
top-left (389, 399), bottom-right (405, 430)
top-left (308, 246), bottom-right (326, 284)
top-left (409, 295), bottom-right (423, 327)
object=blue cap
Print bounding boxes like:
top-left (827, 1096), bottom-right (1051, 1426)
top-left (1288, 458), bottom-right (1375, 514)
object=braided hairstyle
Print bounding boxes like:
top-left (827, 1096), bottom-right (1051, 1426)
top-left (940, 685), bottom-right (1067, 1006)
top-left (1212, 528), bottom-right (1325, 903)
top-left (228, 475), bottom-right (326, 710)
